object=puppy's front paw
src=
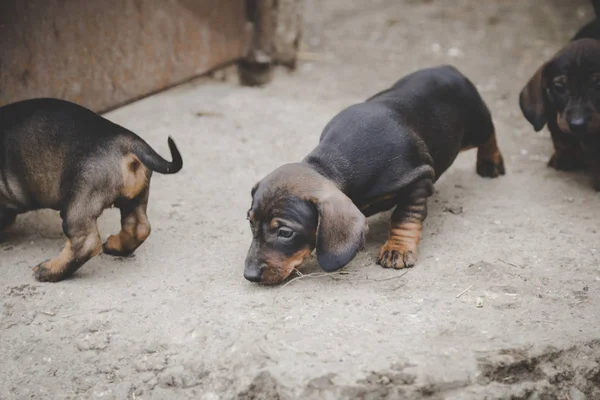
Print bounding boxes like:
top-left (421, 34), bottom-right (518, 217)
top-left (476, 154), bottom-right (506, 178)
top-left (377, 243), bottom-right (417, 269)
top-left (548, 152), bottom-right (585, 171)
top-left (33, 261), bottom-right (62, 282)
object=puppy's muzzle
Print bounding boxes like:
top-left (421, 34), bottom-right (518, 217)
top-left (565, 106), bottom-right (593, 135)
top-left (568, 117), bottom-right (589, 134)
top-left (244, 262), bottom-right (266, 283)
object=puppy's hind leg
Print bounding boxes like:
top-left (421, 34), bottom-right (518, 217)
top-left (377, 179), bottom-right (433, 269)
top-left (103, 186), bottom-right (151, 257)
top-left (34, 197), bottom-right (104, 282)
top-left (462, 101), bottom-right (505, 178)
top-left (475, 132), bottom-right (506, 178)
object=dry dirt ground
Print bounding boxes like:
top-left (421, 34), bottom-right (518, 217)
top-left (2, 1), bottom-right (600, 399)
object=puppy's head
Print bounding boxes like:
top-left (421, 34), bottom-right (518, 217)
top-left (520, 38), bottom-right (600, 136)
top-left (244, 163), bottom-right (368, 285)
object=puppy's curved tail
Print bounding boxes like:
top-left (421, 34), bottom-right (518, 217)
top-left (131, 136), bottom-right (183, 174)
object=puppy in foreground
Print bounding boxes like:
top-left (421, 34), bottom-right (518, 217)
top-left (0, 98), bottom-right (183, 282)
top-left (520, 33), bottom-right (600, 190)
top-left (245, 65), bottom-right (505, 284)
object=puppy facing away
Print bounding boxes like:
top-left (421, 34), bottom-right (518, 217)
top-left (245, 65), bottom-right (505, 284)
top-left (0, 98), bottom-right (183, 282)
top-left (574, 0), bottom-right (600, 40)
top-left (519, 37), bottom-right (600, 190)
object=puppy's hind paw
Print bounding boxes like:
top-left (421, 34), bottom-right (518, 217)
top-left (476, 154), bottom-right (506, 178)
top-left (102, 242), bottom-right (135, 258)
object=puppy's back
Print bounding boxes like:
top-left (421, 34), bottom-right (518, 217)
top-left (0, 99), bottom-right (123, 209)
top-left (368, 65), bottom-right (481, 124)
top-left (368, 65), bottom-right (493, 175)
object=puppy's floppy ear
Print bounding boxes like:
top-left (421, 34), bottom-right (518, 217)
top-left (248, 182), bottom-right (259, 218)
top-left (250, 182), bottom-right (259, 198)
top-left (310, 187), bottom-right (368, 272)
top-left (519, 63), bottom-right (548, 132)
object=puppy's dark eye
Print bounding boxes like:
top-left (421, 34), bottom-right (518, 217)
top-left (552, 80), bottom-right (566, 93)
top-left (277, 227), bottom-right (294, 239)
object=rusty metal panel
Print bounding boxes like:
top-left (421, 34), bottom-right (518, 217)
top-left (0, 0), bottom-right (247, 112)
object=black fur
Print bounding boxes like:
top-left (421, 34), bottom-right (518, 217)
top-left (305, 65), bottom-right (496, 214)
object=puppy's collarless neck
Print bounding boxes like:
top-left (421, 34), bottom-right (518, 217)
top-left (302, 151), bottom-right (350, 192)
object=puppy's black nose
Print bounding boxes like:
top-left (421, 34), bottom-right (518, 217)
top-left (244, 264), bottom-right (265, 282)
top-left (568, 117), bottom-right (588, 133)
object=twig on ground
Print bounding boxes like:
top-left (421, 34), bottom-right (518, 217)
top-left (456, 285), bottom-right (474, 298)
top-left (279, 268), bottom-right (408, 288)
top-left (273, 268), bottom-right (412, 299)
top-left (280, 269), bottom-right (352, 289)
top-left (38, 310), bottom-right (56, 316)
top-left (498, 259), bottom-right (522, 269)
top-left (62, 307), bottom-right (123, 319)
top-left (371, 270), bottom-right (410, 282)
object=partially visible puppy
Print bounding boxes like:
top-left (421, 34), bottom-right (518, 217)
top-left (519, 37), bottom-right (600, 190)
top-left (0, 98), bottom-right (183, 282)
top-left (574, 0), bottom-right (600, 40)
top-left (245, 65), bottom-right (505, 285)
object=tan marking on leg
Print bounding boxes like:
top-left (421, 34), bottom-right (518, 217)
top-left (34, 232), bottom-right (102, 282)
top-left (121, 154), bottom-right (148, 199)
top-left (105, 218), bottom-right (150, 255)
top-left (378, 221), bottom-right (422, 270)
top-left (40, 240), bottom-right (74, 276)
top-left (476, 133), bottom-right (505, 178)
top-left (387, 221), bottom-right (423, 249)
top-left (104, 193), bottom-right (151, 256)
top-left (477, 134), bottom-right (502, 165)
top-left (377, 186), bottom-right (430, 270)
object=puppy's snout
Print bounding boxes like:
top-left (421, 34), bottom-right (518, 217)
top-left (244, 263), bottom-right (266, 283)
top-left (568, 117), bottom-right (589, 134)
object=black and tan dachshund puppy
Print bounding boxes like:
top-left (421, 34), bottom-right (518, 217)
top-left (245, 65), bottom-right (505, 284)
top-left (520, 29), bottom-right (600, 190)
top-left (0, 98), bottom-right (183, 282)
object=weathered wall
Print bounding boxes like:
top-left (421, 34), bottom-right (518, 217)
top-left (0, 0), bottom-right (248, 112)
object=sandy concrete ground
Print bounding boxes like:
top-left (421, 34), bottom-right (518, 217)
top-left (2, 0), bottom-right (600, 399)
